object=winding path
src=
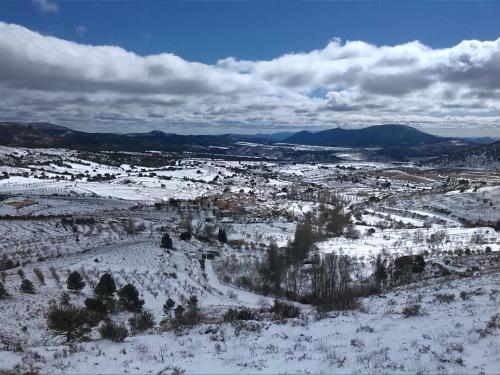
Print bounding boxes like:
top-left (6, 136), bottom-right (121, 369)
top-left (204, 260), bottom-right (273, 308)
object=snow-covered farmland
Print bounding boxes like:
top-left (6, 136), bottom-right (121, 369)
top-left (1, 146), bottom-right (499, 374)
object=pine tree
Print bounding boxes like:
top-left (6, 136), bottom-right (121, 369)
top-left (47, 304), bottom-right (94, 342)
top-left (84, 297), bottom-right (108, 318)
top-left (174, 305), bottom-right (185, 321)
top-left (117, 283), bottom-right (144, 312)
top-left (67, 271), bottom-right (85, 292)
top-left (0, 281), bottom-right (9, 299)
top-left (161, 233), bottom-right (173, 249)
top-left (162, 297), bottom-right (175, 316)
top-left (20, 279), bottom-right (35, 294)
top-left (218, 229), bottom-right (227, 243)
top-left (94, 273), bottom-right (116, 299)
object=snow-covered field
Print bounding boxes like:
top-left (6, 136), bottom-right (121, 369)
top-left (3, 266), bottom-right (499, 374)
top-left (317, 226), bottom-right (500, 260)
top-left (1, 146), bottom-right (499, 374)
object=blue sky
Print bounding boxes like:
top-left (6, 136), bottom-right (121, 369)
top-left (0, 1), bottom-right (499, 136)
top-left (3, 1), bottom-right (500, 63)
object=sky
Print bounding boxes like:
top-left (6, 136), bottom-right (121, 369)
top-left (0, 0), bottom-right (499, 136)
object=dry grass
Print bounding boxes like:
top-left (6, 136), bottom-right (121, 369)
top-left (4, 199), bottom-right (35, 209)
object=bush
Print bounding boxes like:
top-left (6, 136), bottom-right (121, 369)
top-left (435, 293), bottom-right (455, 303)
top-left (232, 320), bottom-right (263, 337)
top-left (47, 304), bottom-right (96, 342)
top-left (129, 310), bottom-right (155, 333)
top-left (459, 291), bottom-right (470, 301)
top-left (312, 284), bottom-right (380, 312)
top-left (356, 325), bottom-right (374, 333)
top-left (60, 292), bottom-right (71, 305)
top-left (345, 225), bottom-right (361, 239)
top-left (485, 314), bottom-right (500, 334)
top-left (99, 320), bottom-right (129, 342)
top-left (20, 279), bottom-right (35, 294)
top-left (180, 232), bottom-right (192, 241)
top-left (351, 338), bottom-right (364, 347)
top-left (427, 230), bottom-right (447, 244)
top-left (67, 271), bottom-right (85, 292)
top-left (174, 305), bottom-right (185, 321)
top-left (402, 304), bottom-right (421, 318)
top-left (94, 273), bottom-right (116, 299)
top-left (271, 300), bottom-right (300, 319)
top-left (171, 297), bottom-right (203, 327)
top-left (184, 295), bottom-right (202, 325)
top-left (223, 307), bottom-right (256, 322)
top-left (394, 255), bottom-right (426, 273)
top-left (477, 314), bottom-right (500, 337)
top-left (118, 283), bottom-right (144, 312)
top-left (324, 206), bottom-right (350, 236)
top-left (393, 255), bottom-right (426, 285)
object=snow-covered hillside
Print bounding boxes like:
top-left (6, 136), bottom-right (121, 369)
top-left (1, 146), bottom-right (499, 374)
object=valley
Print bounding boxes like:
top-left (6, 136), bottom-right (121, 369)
top-left (0, 141), bottom-right (499, 374)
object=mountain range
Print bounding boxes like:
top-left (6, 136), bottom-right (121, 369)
top-left (283, 124), bottom-right (443, 147)
top-left (0, 122), bottom-right (235, 152)
top-left (0, 122), bottom-right (448, 149)
top-left (1, 122), bottom-right (497, 167)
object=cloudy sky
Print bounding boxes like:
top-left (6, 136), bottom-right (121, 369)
top-left (0, 1), bottom-right (499, 136)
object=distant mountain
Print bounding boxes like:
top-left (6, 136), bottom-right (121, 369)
top-left (461, 136), bottom-right (500, 144)
top-left (284, 124), bottom-right (443, 147)
top-left (424, 141), bottom-right (500, 170)
top-left (0, 122), bottom-right (486, 163)
top-left (251, 132), bottom-right (294, 142)
top-left (0, 122), bottom-right (236, 152)
top-left (230, 132), bottom-right (294, 143)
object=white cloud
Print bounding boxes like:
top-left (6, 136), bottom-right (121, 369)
top-left (0, 21), bottom-right (499, 135)
top-left (33, 0), bottom-right (59, 14)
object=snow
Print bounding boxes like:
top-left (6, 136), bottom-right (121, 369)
top-left (1, 146), bottom-right (499, 373)
top-left (317, 226), bottom-right (499, 260)
top-left (204, 260), bottom-right (273, 308)
top-left (3, 271), bottom-right (499, 374)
